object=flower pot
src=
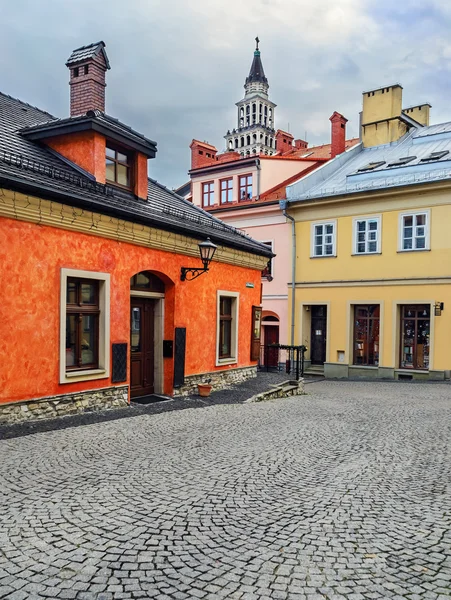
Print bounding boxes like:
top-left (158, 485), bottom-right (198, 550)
top-left (197, 384), bottom-right (212, 397)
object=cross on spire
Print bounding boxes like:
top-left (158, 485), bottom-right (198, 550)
top-left (255, 36), bottom-right (260, 51)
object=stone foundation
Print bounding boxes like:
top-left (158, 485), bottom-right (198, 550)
top-left (0, 386), bottom-right (129, 425)
top-left (173, 365), bottom-right (257, 397)
top-left (246, 379), bottom-right (305, 403)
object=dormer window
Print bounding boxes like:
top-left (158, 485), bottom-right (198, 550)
top-left (106, 145), bottom-right (131, 188)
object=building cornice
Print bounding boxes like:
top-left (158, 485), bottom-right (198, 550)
top-left (0, 187), bottom-right (269, 271)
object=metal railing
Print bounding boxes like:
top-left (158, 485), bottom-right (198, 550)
top-left (258, 344), bottom-right (307, 380)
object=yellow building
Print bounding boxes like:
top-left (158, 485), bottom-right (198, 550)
top-left (284, 85), bottom-right (451, 381)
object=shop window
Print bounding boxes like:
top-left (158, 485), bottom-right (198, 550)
top-left (354, 217), bottom-right (381, 254)
top-left (239, 174), bottom-right (253, 201)
top-left (353, 305), bottom-right (380, 366)
top-left (399, 210), bottom-right (430, 251)
top-left (60, 269), bottom-right (110, 383)
top-left (216, 291), bottom-right (239, 365)
top-left (400, 305), bottom-right (430, 369)
top-left (202, 181), bottom-right (215, 207)
top-left (106, 145), bottom-right (132, 189)
top-left (311, 221), bottom-right (336, 257)
top-left (220, 178), bottom-right (233, 204)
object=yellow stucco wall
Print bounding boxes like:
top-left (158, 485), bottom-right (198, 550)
top-left (289, 185), bottom-right (451, 376)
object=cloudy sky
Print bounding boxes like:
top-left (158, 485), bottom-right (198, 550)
top-left (2, 0), bottom-right (451, 188)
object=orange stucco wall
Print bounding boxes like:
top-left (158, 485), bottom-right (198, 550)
top-left (46, 131), bottom-right (107, 183)
top-left (0, 216), bottom-right (261, 404)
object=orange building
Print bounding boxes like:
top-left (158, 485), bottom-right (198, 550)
top-left (0, 42), bottom-right (271, 423)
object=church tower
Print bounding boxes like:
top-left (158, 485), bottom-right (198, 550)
top-left (225, 38), bottom-right (277, 157)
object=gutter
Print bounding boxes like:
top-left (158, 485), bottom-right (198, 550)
top-left (280, 199), bottom-right (296, 346)
top-left (255, 158), bottom-right (261, 200)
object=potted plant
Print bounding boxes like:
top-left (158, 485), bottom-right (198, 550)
top-left (197, 378), bottom-right (212, 397)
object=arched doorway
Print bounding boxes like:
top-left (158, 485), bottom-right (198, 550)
top-left (130, 271), bottom-right (165, 398)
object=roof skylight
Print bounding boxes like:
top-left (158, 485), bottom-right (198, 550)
top-left (357, 161), bottom-right (385, 172)
top-left (420, 150), bottom-right (449, 162)
top-left (387, 156), bottom-right (416, 167)
top-left (301, 152), bottom-right (314, 158)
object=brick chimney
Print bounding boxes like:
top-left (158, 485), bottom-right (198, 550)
top-left (329, 111), bottom-right (348, 158)
top-left (66, 42), bottom-right (110, 117)
top-left (294, 139), bottom-right (308, 150)
top-left (190, 140), bottom-right (218, 170)
top-left (275, 130), bottom-right (294, 154)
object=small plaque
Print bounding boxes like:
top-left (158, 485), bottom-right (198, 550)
top-left (246, 282), bottom-right (255, 288)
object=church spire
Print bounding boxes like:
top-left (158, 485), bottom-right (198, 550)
top-left (245, 36), bottom-right (268, 86)
top-left (224, 38), bottom-right (276, 157)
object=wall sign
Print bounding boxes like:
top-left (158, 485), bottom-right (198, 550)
top-left (246, 282), bottom-right (255, 288)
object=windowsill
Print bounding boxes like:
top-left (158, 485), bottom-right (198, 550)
top-left (216, 358), bottom-right (238, 367)
top-left (310, 255), bottom-right (337, 259)
top-left (351, 252), bottom-right (382, 256)
top-left (61, 368), bottom-right (109, 384)
top-left (397, 248), bottom-right (430, 253)
top-left (395, 368), bottom-right (429, 373)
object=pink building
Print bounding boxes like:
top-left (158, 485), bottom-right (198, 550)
top-left (188, 41), bottom-right (359, 357)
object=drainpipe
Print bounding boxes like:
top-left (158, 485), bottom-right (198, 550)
top-left (255, 158), bottom-right (261, 200)
top-left (280, 199), bottom-right (296, 346)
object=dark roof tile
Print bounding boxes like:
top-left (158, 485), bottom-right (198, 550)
top-left (0, 91), bottom-right (271, 259)
top-left (66, 41), bottom-right (110, 69)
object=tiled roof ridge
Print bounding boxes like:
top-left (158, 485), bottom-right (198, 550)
top-left (19, 110), bottom-right (157, 147)
top-left (0, 91), bottom-right (55, 120)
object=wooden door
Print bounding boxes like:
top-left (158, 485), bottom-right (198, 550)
top-left (130, 298), bottom-right (155, 398)
top-left (311, 305), bottom-right (327, 365)
top-left (265, 325), bottom-right (279, 367)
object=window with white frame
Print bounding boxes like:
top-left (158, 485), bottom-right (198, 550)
top-left (311, 221), bottom-right (336, 257)
top-left (216, 291), bottom-right (239, 365)
top-left (400, 211), bottom-right (430, 251)
top-left (354, 217), bottom-right (381, 254)
top-left (60, 269), bottom-right (110, 383)
top-left (202, 182), bottom-right (215, 207)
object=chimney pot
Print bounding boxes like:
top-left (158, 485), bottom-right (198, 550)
top-left (66, 42), bottom-right (110, 117)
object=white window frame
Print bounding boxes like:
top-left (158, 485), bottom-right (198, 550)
top-left (216, 291), bottom-right (239, 366)
top-left (260, 240), bottom-right (274, 280)
top-left (398, 209), bottom-right (430, 252)
top-left (352, 215), bottom-right (381, 255)
top-left (60, 268), bottom-right (110, 384)
top-left (310, 220), bottom-right (337, 258)
top-left (202, 181), bottom-right (215, 207)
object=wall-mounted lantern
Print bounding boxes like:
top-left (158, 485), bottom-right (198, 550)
top-left (181, 238), bottom-right (218, 281)
top-left (435, 301), bottom-right (444, 316)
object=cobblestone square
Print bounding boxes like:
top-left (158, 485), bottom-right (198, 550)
top-left (1, 380), bottom-right (451, 599)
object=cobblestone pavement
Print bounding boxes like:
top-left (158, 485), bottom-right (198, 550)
top-left (1, 380), bottom-right (451, 599)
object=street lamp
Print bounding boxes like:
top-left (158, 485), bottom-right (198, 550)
top-left (181, 238), bottom-right (218, 281)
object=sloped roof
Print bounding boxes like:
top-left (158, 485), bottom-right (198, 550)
top-left (287, 122), bottom-right (451, 202)
top-left (0, 91), bottom-right (272, 259)
top-left (66, 41), bottom-right (110, 69)
top-left (20, 109), bottom-right (157, 157)
top-left (246, 50), bottom-right (268, 86)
